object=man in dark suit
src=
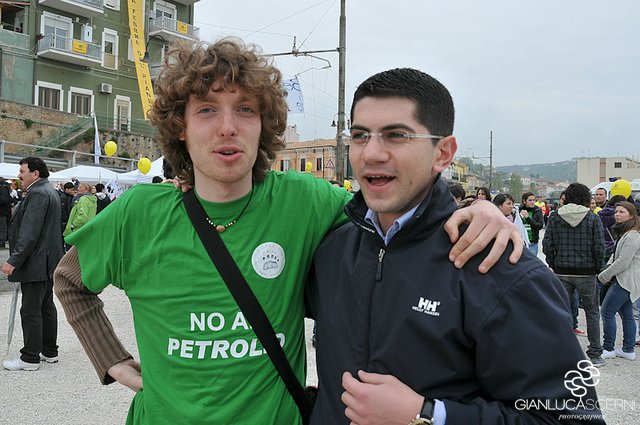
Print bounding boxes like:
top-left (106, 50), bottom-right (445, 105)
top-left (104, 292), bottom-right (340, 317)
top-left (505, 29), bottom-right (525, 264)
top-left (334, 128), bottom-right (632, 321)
top-left (2, 157), bottom-right (64, 371)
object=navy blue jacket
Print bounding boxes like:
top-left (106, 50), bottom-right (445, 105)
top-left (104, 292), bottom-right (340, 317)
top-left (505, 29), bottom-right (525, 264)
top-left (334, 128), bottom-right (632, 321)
top-left (306, 178), bottom-right (603, 424)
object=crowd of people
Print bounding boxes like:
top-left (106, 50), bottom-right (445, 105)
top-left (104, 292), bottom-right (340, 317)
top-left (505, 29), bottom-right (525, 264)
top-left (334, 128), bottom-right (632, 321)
top-left (449, 180), bottom-right (640, 370)
top-left (2, 37), bottom-right (632, 424)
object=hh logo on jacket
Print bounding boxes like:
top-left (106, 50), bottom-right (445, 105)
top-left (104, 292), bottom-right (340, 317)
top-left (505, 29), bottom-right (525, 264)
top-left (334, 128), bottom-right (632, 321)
top-left (412, 297), bottom-right (441, 316)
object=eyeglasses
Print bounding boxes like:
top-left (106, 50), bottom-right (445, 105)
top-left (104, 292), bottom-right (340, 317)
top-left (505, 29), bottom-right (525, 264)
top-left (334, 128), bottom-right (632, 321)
top-left (349, 129), bottom-right (444, 148)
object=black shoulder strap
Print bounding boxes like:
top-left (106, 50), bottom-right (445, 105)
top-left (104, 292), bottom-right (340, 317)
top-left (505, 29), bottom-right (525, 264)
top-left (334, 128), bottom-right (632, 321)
top-left (183, 190), bottom-right (312, 422)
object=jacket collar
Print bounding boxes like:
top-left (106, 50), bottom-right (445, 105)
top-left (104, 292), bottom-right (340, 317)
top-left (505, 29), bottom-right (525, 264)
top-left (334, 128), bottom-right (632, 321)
top-left (344, 177), bottom-right (458, 241)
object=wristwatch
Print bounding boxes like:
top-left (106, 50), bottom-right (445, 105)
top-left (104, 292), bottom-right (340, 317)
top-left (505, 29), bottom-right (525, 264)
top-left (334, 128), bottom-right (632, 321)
top-left (408, 398), bottom-right (435, 425)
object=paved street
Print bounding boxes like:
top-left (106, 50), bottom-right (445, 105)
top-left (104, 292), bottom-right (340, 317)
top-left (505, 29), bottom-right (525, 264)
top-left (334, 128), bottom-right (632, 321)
top-left (0, 244), bottom-right (638, 424)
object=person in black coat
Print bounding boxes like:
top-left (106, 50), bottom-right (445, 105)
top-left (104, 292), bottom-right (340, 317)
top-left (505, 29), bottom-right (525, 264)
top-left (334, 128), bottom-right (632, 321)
top-left (0, 177), bottom-right (12, 248)
top-left (1, 157), bottom-right (64, 371)
top-left (94, 183), bottom-right (111, 214)
top-left (58, 182), bottom-right (75, 233)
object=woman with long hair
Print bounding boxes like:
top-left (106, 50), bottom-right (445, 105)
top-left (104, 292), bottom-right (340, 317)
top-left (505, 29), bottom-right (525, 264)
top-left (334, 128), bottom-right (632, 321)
top-left (476, 187), bottom-right (491, 202)
top-left (598, 201), bottom-right (640, 361)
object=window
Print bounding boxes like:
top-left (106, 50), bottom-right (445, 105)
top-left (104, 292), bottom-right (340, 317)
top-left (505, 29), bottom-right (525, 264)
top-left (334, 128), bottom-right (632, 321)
top-left (114, 96), bottom-right (131, 131)
top-left (154, 0), bottom-right (176, 31)
top-left (300, 158), bottom-right (306, 172)
top-left (71, 93), bottom-right (91, 115)
top-left (127, 38), bottom-right (135, 62)
top-left (68, 87), bottom-right (94, 115)
top-left (316, 158), bottom-right (323, 171)
top-left (104, 0), bottom-right (120, 10)
top-left (155, 0), bottom-right (176, 19)
top-left (42, 12), bottom-right (72, 50)
top-left (614, 162), bottom-right (622, 168)
top-left (35, 81), bottom-right (63, 110)
top-left (38, 87), bottom-right (61, 109)
top-left (103, 30), bottom-right (118, 70)
top-left (280, 159), bottom-right (290, 172)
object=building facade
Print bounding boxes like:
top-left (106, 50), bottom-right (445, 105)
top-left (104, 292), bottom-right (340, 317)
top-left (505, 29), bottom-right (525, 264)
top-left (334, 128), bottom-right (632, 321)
top-left (576, 156), bottom-right (640, 188)
top-left (0, 0), bottom-right (198, 146)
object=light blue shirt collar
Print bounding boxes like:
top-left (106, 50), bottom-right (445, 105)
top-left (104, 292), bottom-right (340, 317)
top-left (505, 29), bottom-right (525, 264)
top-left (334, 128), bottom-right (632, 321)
top-left (364, 204), bottom-right (420, 245)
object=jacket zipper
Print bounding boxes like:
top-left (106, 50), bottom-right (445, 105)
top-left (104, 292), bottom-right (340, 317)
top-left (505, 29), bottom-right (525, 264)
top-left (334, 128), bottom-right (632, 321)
top-left (364, 247), bottom-right (385, 368)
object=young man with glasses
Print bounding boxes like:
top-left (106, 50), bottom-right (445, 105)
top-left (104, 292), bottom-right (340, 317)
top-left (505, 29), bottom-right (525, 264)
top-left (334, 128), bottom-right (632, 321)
top-left (306, 68), bottom-right (603, 424)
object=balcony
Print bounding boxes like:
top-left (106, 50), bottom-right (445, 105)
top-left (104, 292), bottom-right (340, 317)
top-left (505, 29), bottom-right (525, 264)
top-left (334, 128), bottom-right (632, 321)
top-left (37, 34), bottom-right (102, 66)
top-left (149, 16), bottom-right (199, 42)
top-left (39, 0), bottom-right (104, 18)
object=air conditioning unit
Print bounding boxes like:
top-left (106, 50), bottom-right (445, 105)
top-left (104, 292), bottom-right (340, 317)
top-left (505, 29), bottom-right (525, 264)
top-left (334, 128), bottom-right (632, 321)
top-left (100, 83), bottom-right (113, 94)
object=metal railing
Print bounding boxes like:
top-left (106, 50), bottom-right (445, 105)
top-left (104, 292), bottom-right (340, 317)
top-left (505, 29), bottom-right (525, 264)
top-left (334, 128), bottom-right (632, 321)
top-left (149, 16), bottom-right (199, 39)
top-left (38, 34), bottom-right (102, 61)
top-left (70, 0), bottom-right (104, 8)
top-left (1, 140), bottom-right (136, 171)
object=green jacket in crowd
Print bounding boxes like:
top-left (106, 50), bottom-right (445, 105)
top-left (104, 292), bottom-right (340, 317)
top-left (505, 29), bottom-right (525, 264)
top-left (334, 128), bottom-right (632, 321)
top-left (63, 194), bottom-right (97, 237)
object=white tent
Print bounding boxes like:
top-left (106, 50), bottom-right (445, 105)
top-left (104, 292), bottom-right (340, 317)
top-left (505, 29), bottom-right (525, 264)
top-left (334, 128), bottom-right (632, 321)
top-left (49, 165), bottom-right (137, 185)
top-left (0, 163), bottom-right (20, 179)
top-left (121, 157), bottom-right (165, 184)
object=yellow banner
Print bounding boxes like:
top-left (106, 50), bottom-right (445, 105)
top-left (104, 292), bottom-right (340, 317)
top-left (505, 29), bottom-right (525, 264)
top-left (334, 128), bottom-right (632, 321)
top-left (128, 0), bottom-right (154, 119)
top-left (177, 21), bottom-right (188, 34)
top-left (72, 40), bottom-right (88, 54)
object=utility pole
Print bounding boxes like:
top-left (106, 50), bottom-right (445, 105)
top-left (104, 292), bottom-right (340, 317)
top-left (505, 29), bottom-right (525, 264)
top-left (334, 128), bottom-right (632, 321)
top-left (335, 0), bottom-right (347, 182)
top-left (489, 130), bottom-right (493, 190)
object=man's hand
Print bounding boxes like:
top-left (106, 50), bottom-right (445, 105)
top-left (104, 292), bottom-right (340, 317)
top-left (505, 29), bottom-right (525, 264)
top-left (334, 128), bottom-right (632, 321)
top-left (1, 262), bottom-right (15, 276)
top-left (107, 359), bottom-right (142, 392)
top-left (445, 200), bottom-right (523, 273)
top-left (341, 371), bottom-right (424, 425)
top-left (173, 178), bottom-right (192, 193)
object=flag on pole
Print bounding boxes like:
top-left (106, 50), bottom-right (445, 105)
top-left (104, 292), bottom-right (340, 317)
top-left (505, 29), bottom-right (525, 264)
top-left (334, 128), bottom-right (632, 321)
top-left (93, 112), bottom-right (101, 164)
top-left (283, 78), bottom-right (304, 113)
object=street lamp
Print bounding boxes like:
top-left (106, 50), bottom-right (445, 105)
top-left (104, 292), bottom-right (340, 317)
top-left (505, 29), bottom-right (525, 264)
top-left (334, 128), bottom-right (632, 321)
top-left (142, 34), bottom-right (167, 63)
top-left (330, 112), bottom-right (350, 130)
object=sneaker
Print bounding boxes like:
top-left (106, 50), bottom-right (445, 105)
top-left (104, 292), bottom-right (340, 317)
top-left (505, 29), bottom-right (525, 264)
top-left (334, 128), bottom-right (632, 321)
top-left (40, 354), bottom-right (58, 363)
top-left (2, 358), bottom-right (40, 371)
top-left (615, 348), bottom-right (636, 361)
top-left (573, 328), bottom-right (587, 337)
top-left (589, 356), bottom-right (606, 367)
top-left (602, 350), bottom-right (616, 359)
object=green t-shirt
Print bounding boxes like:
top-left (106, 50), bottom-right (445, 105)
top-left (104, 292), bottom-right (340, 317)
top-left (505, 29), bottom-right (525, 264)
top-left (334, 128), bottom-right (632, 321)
top-left (66, 171), bottom-right (350, 424)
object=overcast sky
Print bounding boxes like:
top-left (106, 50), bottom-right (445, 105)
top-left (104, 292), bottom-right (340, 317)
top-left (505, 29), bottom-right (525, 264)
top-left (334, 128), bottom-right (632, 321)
top-left (193, 1), bottom-right (640, 166)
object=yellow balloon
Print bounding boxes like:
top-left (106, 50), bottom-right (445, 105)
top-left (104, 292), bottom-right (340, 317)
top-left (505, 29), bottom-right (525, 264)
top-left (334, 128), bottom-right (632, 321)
top-left (104, 141), bottom-right (117, 157)
top-left (138, 157), bottom-right (152, 175)
top-left (305, 161), bottom-right (313, 172)
top-left (343, 180), bottom-right (351, 192)
top-left (610, 179), bottom-right (632, 198)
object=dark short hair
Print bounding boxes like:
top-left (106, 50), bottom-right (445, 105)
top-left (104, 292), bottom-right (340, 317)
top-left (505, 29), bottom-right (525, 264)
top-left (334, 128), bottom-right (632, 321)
top-left (63, 182), bottom-right (75, 190)
top-left (595, 188), bottom-right (607, 195)
top-left (19, 156), bottom-right (49, 178)
top-left (564, 183), bottom-right (592, 207)
top-left (522, 192), bottom-right (535, 204)
top-left (152, 176), bottom-right (164, 184)
top-left (606, 195), bottom-right (627, 207)
top-left (448, 182), bottom-right (465, 200)
top-left (493, 193), bottom-right (515, 207)
top-left (95, 183), bottom-right (105, 192)
top-left (351, 68), bottom-right (455, 139)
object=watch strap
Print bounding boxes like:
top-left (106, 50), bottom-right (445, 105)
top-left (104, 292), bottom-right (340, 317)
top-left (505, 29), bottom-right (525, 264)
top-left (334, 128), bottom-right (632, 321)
top-left (408, 398), bottom-right (435, 425)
